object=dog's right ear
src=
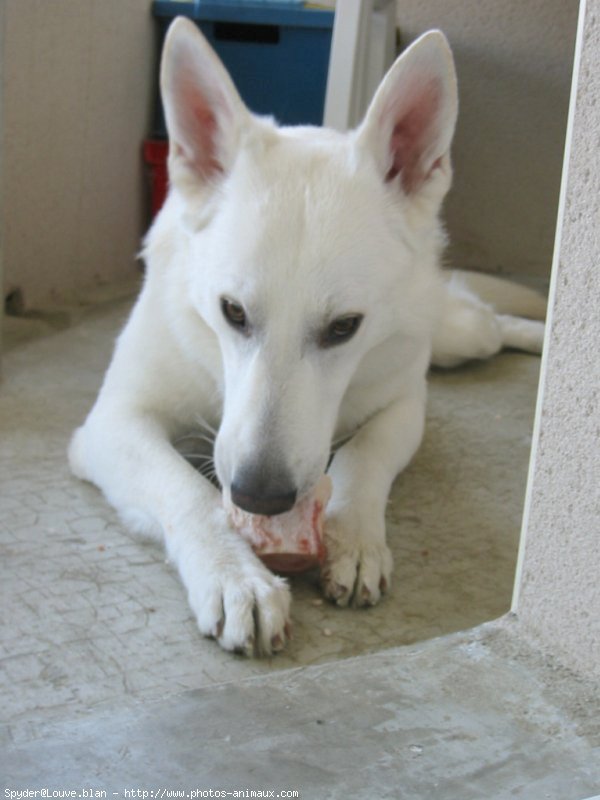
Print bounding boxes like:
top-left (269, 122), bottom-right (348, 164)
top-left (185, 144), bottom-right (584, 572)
top-left (160, 17), bottom-right (249, 193)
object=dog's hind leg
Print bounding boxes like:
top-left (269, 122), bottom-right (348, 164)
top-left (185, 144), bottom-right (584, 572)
top-left (431, 272), bottom-right (546, 368)
top-left (497, 314), bottom-right (545, 354)
top-left (447, 269), bottom-right (547, 320)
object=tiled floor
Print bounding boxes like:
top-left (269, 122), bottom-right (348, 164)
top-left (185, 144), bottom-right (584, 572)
top-left (1, 291), bottom-right (541, 747)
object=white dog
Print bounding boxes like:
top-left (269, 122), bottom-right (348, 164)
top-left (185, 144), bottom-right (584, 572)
top-left (69, 19), bottom-right (544, 656)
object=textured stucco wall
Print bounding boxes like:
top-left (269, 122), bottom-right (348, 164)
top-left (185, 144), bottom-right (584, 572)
top-left (514, 0), bottom-right (600, 681)
top-left (3, 0), bottom-right (155, 309)
top-left (0, 0), bottom-right (4, 359)
top-left (395, 0), bottom-right (579, 281)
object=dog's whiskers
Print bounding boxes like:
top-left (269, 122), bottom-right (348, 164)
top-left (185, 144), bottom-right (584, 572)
top-left (178, 447), bottom-right (220, 487)
top-left (193, 413), bottom-right (219, 438)
top-left (202, 467), bottom-right (220, 487)
top-left (175, 433), bottom-right (215, 448)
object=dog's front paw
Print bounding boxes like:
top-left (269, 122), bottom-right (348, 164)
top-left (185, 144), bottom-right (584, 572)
top-left (321, 511), bottom-right (393, 608)
top-left (187, 555), bottom-right (292, 657)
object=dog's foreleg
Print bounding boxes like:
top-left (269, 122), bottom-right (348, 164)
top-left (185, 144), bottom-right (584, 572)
top-left (69, 412), bottom-right (291, 656)
top-left (322, 385), bottom-right (427, 607)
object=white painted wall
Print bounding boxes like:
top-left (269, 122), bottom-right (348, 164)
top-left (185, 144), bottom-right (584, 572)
top-left (395, 0), bottom-right (579, 282)
top-left (3, 0), bottom-right (155, 309)
top-left (514, 0), bottom-right (600, 682)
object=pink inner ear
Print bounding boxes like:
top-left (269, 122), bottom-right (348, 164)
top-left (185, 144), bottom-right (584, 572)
top-left (176, 75), bottom-right (224, 180)
top-left (384, 80), bottom-right (441, 194)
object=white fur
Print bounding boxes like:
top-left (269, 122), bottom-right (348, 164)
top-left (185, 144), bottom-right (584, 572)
top-left (69, 19), bottom-right (545, 656)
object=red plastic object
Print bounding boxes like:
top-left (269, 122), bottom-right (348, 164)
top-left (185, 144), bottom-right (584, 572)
top-left (143, 139), bottom-right (169, 218)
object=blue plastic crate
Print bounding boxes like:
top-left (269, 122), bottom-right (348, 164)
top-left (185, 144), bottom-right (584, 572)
top-left (152, 1), bottom-right (335, 135)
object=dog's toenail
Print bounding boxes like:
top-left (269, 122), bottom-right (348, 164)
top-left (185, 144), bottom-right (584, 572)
top-left (332, 582), bottom-right (348, 599)
top-left (233, 635), bottom-right (254, 657)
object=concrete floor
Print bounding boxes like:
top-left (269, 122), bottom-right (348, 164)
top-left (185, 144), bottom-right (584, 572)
top-left (1, 290), bottom-right (599, 796)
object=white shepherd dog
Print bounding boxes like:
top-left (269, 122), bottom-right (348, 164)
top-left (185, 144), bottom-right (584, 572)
top-left (70, 19), bottom-right (545, 656)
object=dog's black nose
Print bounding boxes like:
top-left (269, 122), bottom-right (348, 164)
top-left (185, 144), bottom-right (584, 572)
top-left (230, 484), bottom-right (297, 516)
top-left (231, 467), bottom-right (297, 516)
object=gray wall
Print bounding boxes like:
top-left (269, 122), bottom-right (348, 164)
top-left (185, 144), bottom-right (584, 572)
top-left (513, 0), bottom-right (600, 682)
top-left (395, 0), bottom-right (579, 282)
top-left (3, 0), bottom-right (155, 309)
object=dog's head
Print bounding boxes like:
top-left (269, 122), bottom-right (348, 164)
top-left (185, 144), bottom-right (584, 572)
top-left (158, 18), bottom-right (457, 515)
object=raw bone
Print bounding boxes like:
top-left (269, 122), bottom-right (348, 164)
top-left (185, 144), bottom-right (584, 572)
top-left (228, 475), bottom-right (332, 573)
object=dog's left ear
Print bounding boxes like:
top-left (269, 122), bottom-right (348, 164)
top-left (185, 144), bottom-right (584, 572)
top-left (357, 30), bottom-right (458, 196)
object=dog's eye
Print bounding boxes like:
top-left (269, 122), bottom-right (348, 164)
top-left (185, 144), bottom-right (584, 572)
top-left (321, 314), bottom-right (364, 348)
top-left (221, 297), bottom-right (249, 333)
